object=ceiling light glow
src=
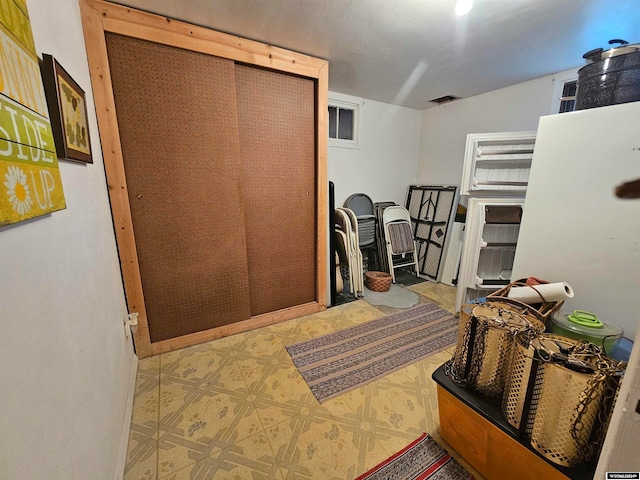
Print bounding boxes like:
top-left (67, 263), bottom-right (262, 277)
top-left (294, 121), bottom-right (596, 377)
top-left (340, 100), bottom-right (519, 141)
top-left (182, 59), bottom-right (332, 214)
top-left (455, 0), bottom-right (473, 16)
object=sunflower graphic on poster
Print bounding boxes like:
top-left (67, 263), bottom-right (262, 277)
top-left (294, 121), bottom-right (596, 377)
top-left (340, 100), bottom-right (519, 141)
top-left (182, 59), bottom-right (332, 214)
top-left (0, 4), bottom-right (66, 226)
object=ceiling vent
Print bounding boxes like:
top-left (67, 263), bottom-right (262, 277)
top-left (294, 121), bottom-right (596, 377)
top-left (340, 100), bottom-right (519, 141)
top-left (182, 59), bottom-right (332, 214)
top-left (430, 95), bottom-right (460, 104)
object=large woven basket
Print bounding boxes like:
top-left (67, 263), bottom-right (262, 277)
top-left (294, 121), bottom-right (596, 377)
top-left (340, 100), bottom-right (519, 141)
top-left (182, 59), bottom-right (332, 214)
top-left (503, 334), bottom-right (625, 467)
top-left (502, 334), bottom-right (580, 431)
top-left (448, 301), bottom-right (545, 398)
top-left (365, 271), bottom-right (392, 292)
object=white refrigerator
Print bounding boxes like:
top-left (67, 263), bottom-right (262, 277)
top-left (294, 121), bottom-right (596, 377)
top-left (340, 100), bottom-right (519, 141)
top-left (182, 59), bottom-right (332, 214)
top-left (455, 131), bottom-right (536, 311)
top-left (512, 101), bottom-right (640, 341)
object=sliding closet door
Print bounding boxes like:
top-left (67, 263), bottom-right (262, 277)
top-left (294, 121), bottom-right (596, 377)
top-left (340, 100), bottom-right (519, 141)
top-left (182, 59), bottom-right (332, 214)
top-left (105, 34), bottom-right (252, 342)
top-left (235, 65), bottom-right (317, 315)
top-left (81, 0), bottom-right (328, 356)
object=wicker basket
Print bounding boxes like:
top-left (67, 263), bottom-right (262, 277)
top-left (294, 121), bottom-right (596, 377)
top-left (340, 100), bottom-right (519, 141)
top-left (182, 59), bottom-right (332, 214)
top-left (502, 334), bottom-right (580, 430)
top-left (449, 302), bottom-right (545, 398)
top-left (365, 271), bottom-right (392, 292)
top-left (502, 334), bottom-right (625, 467)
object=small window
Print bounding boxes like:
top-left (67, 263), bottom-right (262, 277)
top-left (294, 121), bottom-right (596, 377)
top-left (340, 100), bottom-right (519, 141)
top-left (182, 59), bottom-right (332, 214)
top-left (549, 70), bottom-right (578, 114)
top-left (559, 80), bottom-right (577, 113)
top-left (328, 99), bottom-right (359, 148)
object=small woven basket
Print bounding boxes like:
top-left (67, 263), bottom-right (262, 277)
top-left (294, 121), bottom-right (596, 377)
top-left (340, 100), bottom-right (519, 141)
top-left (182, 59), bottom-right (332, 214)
top-left (365, 271), bottom-right (392, 292)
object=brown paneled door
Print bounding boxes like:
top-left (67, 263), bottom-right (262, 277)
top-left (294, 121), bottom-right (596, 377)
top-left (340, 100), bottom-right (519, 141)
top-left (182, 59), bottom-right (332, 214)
top-left (106, 34), bottom-right (254, 343)
top-left (102, 29), bottom-right (321, 353)
top-left (81, 0), bottom-right (327, 357)
top-left (235, 65), bottom-right (317, 316)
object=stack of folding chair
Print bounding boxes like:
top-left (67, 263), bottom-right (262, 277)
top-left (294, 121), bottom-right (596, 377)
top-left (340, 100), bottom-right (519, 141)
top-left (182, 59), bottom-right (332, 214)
top-left (343, 193), bottom-right (376, 247)
top-left (343, 193), bottom-right (376, 269)
top-left (373, 202), bottom-right (397, 274)
top-left (334, 207), bottom-right (364, 297)
top-left (382, 205), bottom-right (420, 283)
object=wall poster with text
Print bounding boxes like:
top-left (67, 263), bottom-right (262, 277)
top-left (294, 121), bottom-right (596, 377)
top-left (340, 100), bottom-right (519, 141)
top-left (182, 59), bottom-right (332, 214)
top-left (0, 0), bottom-right (66, 227)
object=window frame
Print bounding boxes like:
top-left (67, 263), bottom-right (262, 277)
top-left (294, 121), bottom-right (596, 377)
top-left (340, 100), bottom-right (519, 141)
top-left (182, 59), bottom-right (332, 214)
top-left (328, 98), bottom-right (360, 149)
top-left (549, 69), bottom-right (579, 114)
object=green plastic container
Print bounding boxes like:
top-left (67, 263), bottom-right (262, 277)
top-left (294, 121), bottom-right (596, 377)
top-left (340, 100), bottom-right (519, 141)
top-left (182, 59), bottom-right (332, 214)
top-left (550, 310), bottom-right (623, 353)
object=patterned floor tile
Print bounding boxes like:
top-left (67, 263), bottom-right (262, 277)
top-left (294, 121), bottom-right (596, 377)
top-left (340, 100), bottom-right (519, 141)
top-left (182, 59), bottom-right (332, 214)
top-left (156, 370), bottom-right (261, 477)
top-left (400, 348), bottom-right (455, 388)
top-left (159, 430), bottom-right (283, 480)
top-left (125, 399), bottom-right (159, 480)
top-left (227, 332), bottom-right (297, 385)
top-left (291, 301), bottom-right (385, 340)
top-left (122, 283), bottom-right (486, 480)
top-left (341, 369), bottom-right (430, 442)
top-left (133, 355), bottom-right (161, 411)
top-left (224, 328), bottom-right (285, 355)
top-left (246, 367), bottom-right (320, 429)
top-left (160, 339), bottom-right (238, 384)
top-left (124, 446), bottom-right (157, 480)
top-left (265, 406), bottom-right (388, 480)
top-left (159, 343), bottom-right (245, 401)
top-left (409, 281), bottom-right (457, 313)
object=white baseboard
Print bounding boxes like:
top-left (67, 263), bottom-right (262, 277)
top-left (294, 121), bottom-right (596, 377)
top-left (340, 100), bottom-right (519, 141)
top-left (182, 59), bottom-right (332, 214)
top-left (114, 352), bottom-right (139, 480)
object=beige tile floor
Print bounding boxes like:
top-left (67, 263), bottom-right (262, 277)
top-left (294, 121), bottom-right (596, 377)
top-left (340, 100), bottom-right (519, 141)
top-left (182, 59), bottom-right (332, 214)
top-left (124, 280), bottom-right (484, 480)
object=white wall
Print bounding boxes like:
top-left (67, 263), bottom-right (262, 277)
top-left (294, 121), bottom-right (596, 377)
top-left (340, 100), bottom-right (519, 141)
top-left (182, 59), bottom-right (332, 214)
top-left (0, 1), bottom-right (136, 479)
top-left (328, 92), bottom-right (421, 207)
top-left (416, 69), bottom-right (578, 281)
top-left (416, 69), bottom-right (579, 187)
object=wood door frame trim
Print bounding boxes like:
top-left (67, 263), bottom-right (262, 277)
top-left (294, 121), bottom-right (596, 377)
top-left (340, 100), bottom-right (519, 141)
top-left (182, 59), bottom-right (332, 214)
top-left (80, 0), bottom-right (328, 358)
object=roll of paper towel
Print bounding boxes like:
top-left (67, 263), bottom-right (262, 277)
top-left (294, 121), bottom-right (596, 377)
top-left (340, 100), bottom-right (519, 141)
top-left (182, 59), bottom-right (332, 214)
top-left (507, 282), bottom-right (574, 304)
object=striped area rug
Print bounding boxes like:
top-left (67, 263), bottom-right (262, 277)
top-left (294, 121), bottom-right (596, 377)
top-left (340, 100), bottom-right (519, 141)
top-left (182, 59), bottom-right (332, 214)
top-left (356, 433), bottom-right (474, 480)
top-left (286, 303), bottom-right (458, 403)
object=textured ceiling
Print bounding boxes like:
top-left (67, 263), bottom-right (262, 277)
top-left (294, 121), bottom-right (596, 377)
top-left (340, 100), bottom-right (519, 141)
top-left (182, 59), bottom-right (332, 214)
top-left (109, 0), bottom-right (640, 110)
